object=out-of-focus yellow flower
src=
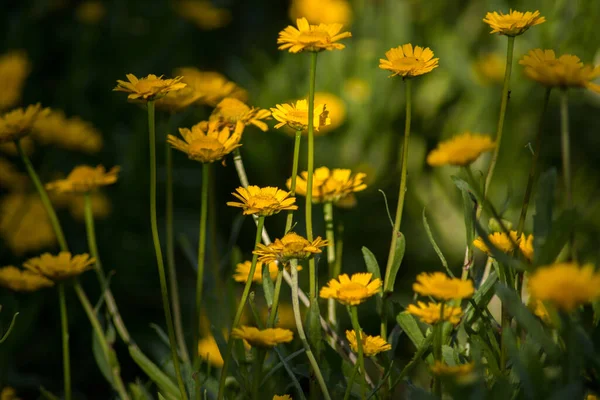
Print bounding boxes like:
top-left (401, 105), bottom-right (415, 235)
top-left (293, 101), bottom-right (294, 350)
top-left (483, 9), bottom-right (545, 36)
top-left (263, 303), bottom-right (298, 330)
top-left (430, 361), bottom-right (475, 376)
top-left (0, 51), bottom-right (31, 111)
top-left (155, 87), bottom-right (202, 113)
top-left (168, 120), bottom-right (243, 163)
top-left (413, 272), bottom-right (474, 300)
top-left (314, 92), bottom-right (346, 132)
top-left (290, 167), bottom-right (367, 207)
top-left (345, 330), bottom-right (391, 357)
top-left (175, 67), bottom-right (247, 106)
top-left (520, 234), bottom-right (534, 262)
top-left (75, 0), bottom-right (106, 25)
top-left (519, 49), bottom-right (600, 93)
top-left (233, 260), bottom-right (279, 283)
top-left (0, 157), bottom-right (27, 191)
top-left (320, 272), bottom-right (382, 306)
top-left (197, 335), bottom-right (224, 367)
top-left (427, 132), bottom-right (495, 166)
top-left (289, 0), bottom-right (352, 26)
top-left (406, 301), bottom-right (463, 325)
top-left (32, 110), bottom-right (103, 153)
top-left (344, 77), bottom-right (371, 103)
top-left (231, 326), bottom-right (294, 348)
top-left (270, 100), bottom-right (330, 132)
top-left (254, 232), bottom-right (327, 264)
top-left (473, 230), bottom-right (533, 261)
top-left (0, 104), bottom-right (48, 144)
top-left (0, 137), bottom-right (34, 156)
top-left (278, 17), bottom-right (352, 53)
top-left (379, 44), bottom-right (439, 78)
top-left (528, 263), bottom-right (600, 311)
top-left (68, 191), bottom-right (112, 221)
top-left (528, 298), bottom-right (551, 325)
top-left (113, 74), bottom-right (186, 101)
top-left (175, 0), bottom-right (231, 30)
top-left (0, 265), bottom-right (54, 292)
top-left (273, 395), bottom-right (292, 400)
top-left (227, 186), bottom-right (297, 216)
top-left (0, 386), bottom-right (22, 400)
top-left (473, 53), bottom-right (505, 85)
top-left (45, 165), bottom-right (119, 194)
top-left (23, 251), bottom-right (95, 280)
top-left (210, 98), bottom-right (271, 132)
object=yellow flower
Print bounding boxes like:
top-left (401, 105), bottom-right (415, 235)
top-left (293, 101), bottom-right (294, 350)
top-left (0, 51), bottom-right (30, 111)
top-left (379, 44), bottom-right (439, 78)
top-left (253, 232), bottom-right (327, 264)
top-left (320, 272), bottom-right (382, 306)
top-left (520, 234), bottom-right (534, 262)
top-left (175, 0), bottom-right (231, 30)
top-left (32, 110), bottom-right (103, 153)
top-left (290, 166), bottom-right (367, 206)
top-left (314, 92), bottom-right (346, 132)
top-left (413, 272), bottom-right (474, 300)
top-left (427, 132), bottom-right (496, 166)
top-left (473, 230), bottom-right (533, 261)
top-left (345, 330), bottom-right (391, 357)
top-left (197, 335), bottom-right (224, 367)
top-left (528, 298), bottom-right (551, 325)
top-left (113, 74), bottom-right (186, 101)
top-left (75, 0), bottom-right (106, 24)
top-left (167, 120), bottom-right (243, 163)
top-left (155, 87), bottom-right (203, 113)
top-left (406, 301), bottom-right (463, 325)
top-left (0, 387), bottom-right (21, 400)
top-left (68, 192), bottom-right (112, 221)
top-left (0, 157), bottom-right (27, 191)
top-left (23, 251), bottom-right (95, 280)
top-left (227, 186), bottom-right (297, 217)
top-left (473, 53), bottom-right (505, 85)
top-left (528, 263), bottom-right (600, 311)
top-left (483, 9), bottom-right (545, 36)
top-left (273, 395), bottom-right (292, 400)
top-left (289, 0), bottom-right (352, 26)
top-left (45, 165), bottom-right (119, 194)
top-left (0, 265), bottom-right (54, 292)
top-left (231, 326), bottom-right (294, 348)
top-left (270, 100), bottom-right (330, 132)
top-left (210, 98), bottom-right (271, 132)
top-left (277, 17), bottom-right (352, 53)
top-left (0, 104), bottom-right (48, 144)
top-left (175, 67), bottom-right (248, 106)
top-left (0, 137), bottom-right (34, 156)
top-left (262, 303), bottom-right (298, 330)
top-left (519, 49), bottom-right (600, 93)
top-left (344, 78), bottom-right (371, 103)
top-left (233, 260), bottom-right (279, 283)
top-left (430, 361), bottom-right (475, 376)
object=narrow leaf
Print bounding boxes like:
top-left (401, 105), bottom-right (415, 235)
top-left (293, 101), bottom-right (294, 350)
top-left (384, 232), bottom-right (406, 293)
top-left (533, 168), bottom-right (557, 263)
top-left (262, 264), bottom-right (275, 308)
top-left (396, 312), bottom-right (425, 348)
top-left (128, 346), bottom-right (179, 398)
top-left (307, 301), bottom-right (323, 357)
top-left (362, 246), bottom-right (383, 313)
top-left (422, 208), bottom-right (453, 277)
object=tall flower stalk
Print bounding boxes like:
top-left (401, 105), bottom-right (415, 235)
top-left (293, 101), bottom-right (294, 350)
top-left (348, 306), bottom-right (366, 399)
top-left (306, 51), bottom-right (318, 302)
top-left (194, 163), bottom-right (210, 364)
top-left (323, 202), bottom-right (337, 328)
top-left (560, 89), bottom-right (573, 258)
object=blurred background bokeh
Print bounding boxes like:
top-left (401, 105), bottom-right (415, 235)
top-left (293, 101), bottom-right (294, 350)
top-left (1, 0), bottom-right (599, 398)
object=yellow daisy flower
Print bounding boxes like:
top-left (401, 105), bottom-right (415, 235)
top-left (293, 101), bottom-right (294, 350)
top-left (175, 67), bottom-right (248, 106)
top-left (406, 301), bottom-right (463, 325)
top-left (231, 326), bottom-right (294, 348)
top-left (209, 98), bottom-right (271, 132)
top-left (528, 298), bottom-right (551, 325)
top-left (413, 272), bottom-right (474, 300)
top-left (0, 157), bottom-right (27, 191)
top-left (197, 335), bottom-right (224, 368)
top-left (0, 265), bottom-right (54, 292)
top-left (520, 234), bottom-right (534, 262)
top-left (289, 0), bottom-right (352, 26)
top-left (528, 263), bottom-right (600, 311)
top-left (379, 44), bottom-right (439, 78)
top-left (253, 232), bottom-right (327, 264)
top-left (262, 303), bottom-right (298, 330)
top-left (45, 165), bottom-right (119, 194)
top-left (426, 132), bottom-right (496, 166)
top-left (155, 86), bottom-right (203, 113)
top-left (227, 186), bottom-right (297, 217)
top-left (113, 74), bottom-right (186, 101)
top-left (345, 330), bottom-right (391, 357)
top-left (483, 9), bottom-right (545, 36)
top-left (430, 361), bottom-right (475, 376)
top-left (175, 0), bottom-right (231, 30)
top-left (23, 251), bottom-right (95, 280)
top-left (320, 272), bottom-right (382, 306)
top-left (273, 395), bottom-right (292, 400)
top-left (519, 49), bottom-right (600, 93)
top-left (290, 166), bottom-right (367, 206)
top-left (0, 51), bottom-right (30, 111)
top-left (277, 17), bottom-right (352, 53)
top-left (233, 260), bottom-right (279, 283)
top-left (167, 120), bottom-right (243, 164)
top-left (0, 104), bottom-right (48, 144)
top-left (270, 100), bottom-right (330, 132)
top-left (473, 230), bottom-right (533, 261)
top-left (32, 110), bottom-right (103, 154)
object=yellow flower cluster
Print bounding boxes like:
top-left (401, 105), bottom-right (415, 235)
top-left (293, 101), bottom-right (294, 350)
top-left (168, 120), bottom-right (243, 164)
top-left (427, 132), bottom-right (496, 167)
top-left (345, 330), bottom-right (391, 357)
top-left (227, 186), bottom-right (297, 217)
top-left (231, 326), bottom-right (294, 348)
top-left (473, 231), bottom-right (534, 262)
top-left (254, 232), bottom-right (327, 264)
top-left (0, 51), bottom-right (30, 111)
top-left (32, 110), bottom-right (103, 153)
top-left (45, 165), bottom-right (120, 194)
top-left (320, 272), bottom-right (382, 306)
top-left (290, 166), bottom-right (367, 206)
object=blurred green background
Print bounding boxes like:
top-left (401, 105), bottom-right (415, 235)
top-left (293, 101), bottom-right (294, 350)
top-left (1, 0), bottom-right (599, 398)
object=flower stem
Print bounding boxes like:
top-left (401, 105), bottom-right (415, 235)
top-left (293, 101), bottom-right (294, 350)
top-left (194, 162), bottom-right (210, 365)
top-left (267, 269), bottom-right (284, 328)
top-left (349, 306), bottom-right (366, 400)
top-left (323, 202), bottom-right (337, 330)
top-left (483, 36), bottom-right (515, 200)
top-left (382, 78), bottom-right (412, 339)
top-left (306, 51), bottom-right (318, 301)
top-left (285, 130), bottom-right (303, 233)
top-left (560, 89), bottom-right (574, 259)
top-left (290, 259), bottom-right (331, 400)
top-left (58, 283), bottom-right (71, 400)
top-left (147, 100), bottom-right (188, 400)
top-left (343, 358), bottom-right (360, 400)
top-left (433, 303), bottom-right (445, 397)
top-left (217, 216), bottom-right (265, 400)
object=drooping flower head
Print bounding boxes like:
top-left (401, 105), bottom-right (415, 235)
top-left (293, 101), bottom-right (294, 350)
top-left (345, 330), bottom-right (391, 357)
top-left (227, 186), bottom-right (297, 216)
top-left (413, 272), bottom-right (474, 300)
top-left (379, 44), bottom-right (439, 78)
top-left (231, 326), bottom-right (294, 348)
top-left (0, 51), bottom-right (31, 111)
top-left (175, 67), bottom-right (248, 106)
top-left (254, 232), bottom-right (327, 264)
top-left (167, 120), bottom-right (243, 164)
top-left (483, 9), bottom-right (545, 36)
top-left (45, 165), bottom-right (120, 194)
top-left (270, 100), bottom-right (330, 132)
top-left (0, 104), bottom-right (48, 144)
top-left (289, 0), bottom-right (352, 26)
top-left (210, 98), bottom-right (271, 132)
top-left (0, 265), bottom-right (54, 292)
top-left (289, 166), bottom-right (367, 207)
top-left (32, 110), bottom-right (103, 153)
top-left (23, 251), bottom-right (95, 280)
top-left (519, 49), bottom-right (600, 93)
top-left (278, 17), bottom-right (352, 53)
top-left (113, 74), bottom-right (186, 101)
top-left (528, 263), bottom-right (600, 311)
top-left (406, 301), bottom-right (463, 325)
top-left (426, 132), bottom-right (496, 166)
top-left (197, 335), bottom-right (224, 367)
top-left (320, 272), bottom-right (382, 306)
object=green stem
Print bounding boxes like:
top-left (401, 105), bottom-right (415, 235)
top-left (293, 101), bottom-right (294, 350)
top-left (285, 130), bottom-right (302, 233)
top-left (323, 202), bottom-right (337, 329)
top-left (194, 163), bottom-right (210, 365)
top-left (267, 269), bottom-right (284, 328)
top-left (349, 306), bottom-right (366, 400)
top-left (217, 216), bottom-right (265, 400)
top-left (382, 78), bottom-right (412, 339)
top-left (483, 36), bottom-right (515, 200)
top-left (433, 303), bottom-right (445, 397)
top-left (343, 358), bottom-right (360, 400)
top-left (306, 51), bottom-right (318, 301)
top-left (58, 283), bottom-right (71, 400)
top-left (251, 348), bottom-right (265, 400)
top-left (147, 100), bottom-right (188, 400)
top-left (290, 259), bottom-right (331, 400)
top-left (560, 89), bottom-right (574, 259)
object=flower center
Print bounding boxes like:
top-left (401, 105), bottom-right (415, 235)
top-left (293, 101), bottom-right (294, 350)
top-left (137, 79), bottom-right (163, 93)
top-left (287, 110), bottom-right (309, 124)
top-left (216, 99), bottom-right (250, 121)
top-left (338, 282), bottom-right (368, 300)
top-left (189, 137), bottom-right (224, 155)
top-left (68, 166), bottom-right (98, 183)
top-left (250, 194), bottom-right (279, 209)
top-left (298, 30), bottom-right (330, 44)
top-left (392, 57), bottom-right (420, 69)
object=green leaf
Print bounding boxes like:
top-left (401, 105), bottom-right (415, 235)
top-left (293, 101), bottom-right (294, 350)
top-left (362, 246), bottom-right (383, 313)
top-left (536, 209), bottom-right (578, 267)
top-left (262, 264), bottom-right (275, 308)
top-left (307, 301), bottom-right (323, 358)
top-left (422, 208), bottom-right (453, 277)
top-left (92, 328), bottom-right (114, 385)
top-left (470, 334), bottom-right (501, 377)
top-left (533, 168), bottom-right (557, 263)
top-left (39, 387), bottom-right (60, 400)
top-left (129, 381), bottom-right (154, 400)
top-left (0, 311), bottom-right (18, 344)
top-left (462, 272), bottom-right (498, 324)
top-left (502, 327), bottom-right (535, 399)
top-left (384, 232), bottom-right (405, 293)
top-left (459, 184), bottom-right (476, 255)
top-left (128, 346), bottom-right (179, 398)
top-left (396, 312), bottom-right (425, 348)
